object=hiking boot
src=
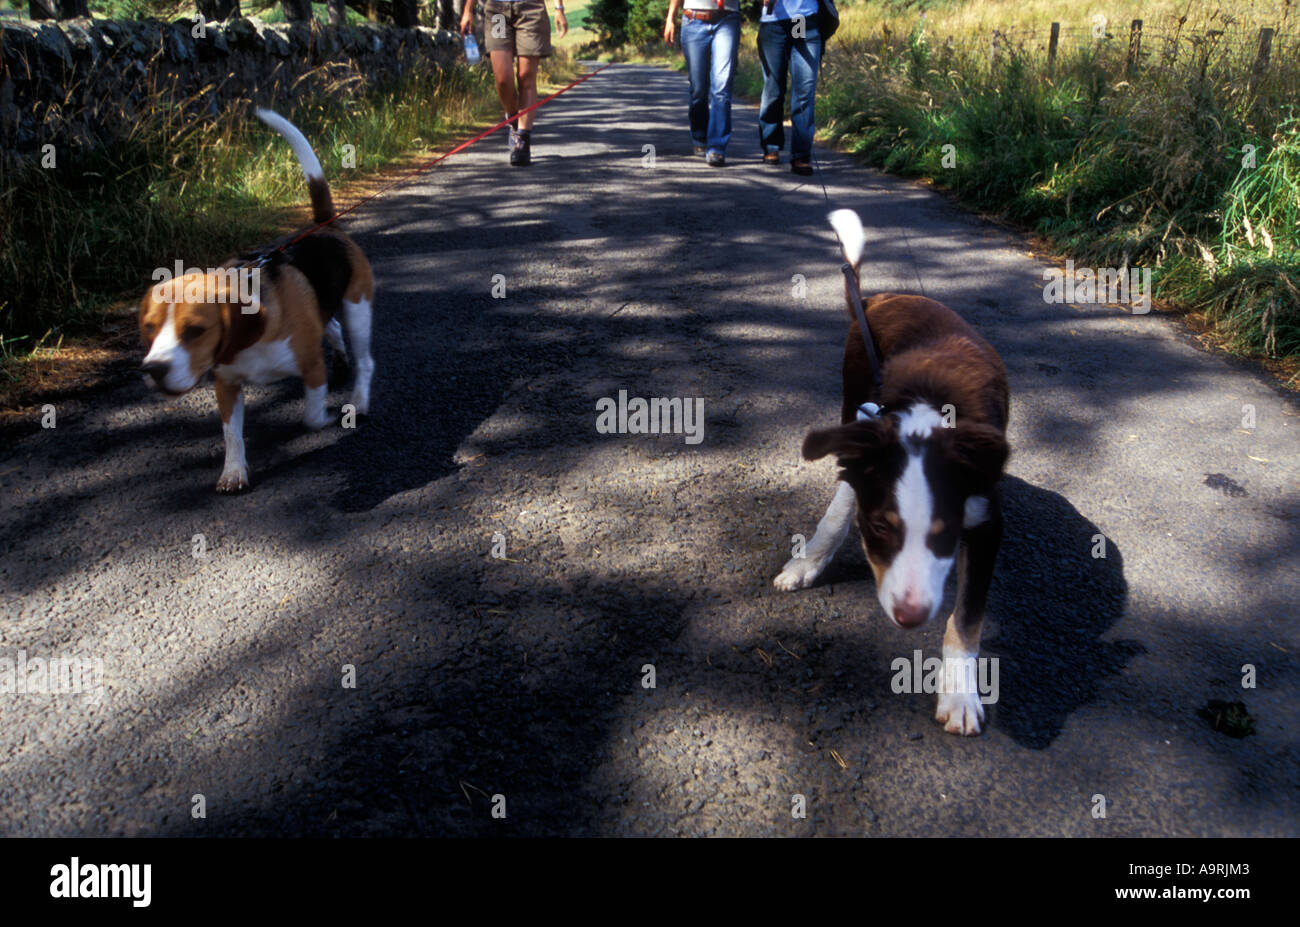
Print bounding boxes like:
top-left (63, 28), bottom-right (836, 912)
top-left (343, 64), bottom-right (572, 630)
top-left (511, 130), bottom-right (531, 166)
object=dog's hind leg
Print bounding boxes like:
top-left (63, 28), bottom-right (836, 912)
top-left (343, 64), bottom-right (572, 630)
top-left (324, 318), bottom-right (348, 363)
top-left (774, 480), bottom-right (856, 591)
top-left (215, 378), bottom-right (249, 493)
top-left (936, 491), bottom-right (1003, 735)
top-left (342, 296), bottom-right (373, 416)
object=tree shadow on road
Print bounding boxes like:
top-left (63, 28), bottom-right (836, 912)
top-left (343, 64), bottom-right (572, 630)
top-left (0, 63), bottom-right (1290, 837)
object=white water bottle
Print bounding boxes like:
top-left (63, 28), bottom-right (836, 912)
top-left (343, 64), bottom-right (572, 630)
top-left (464, 33), bottom-right (481, 64)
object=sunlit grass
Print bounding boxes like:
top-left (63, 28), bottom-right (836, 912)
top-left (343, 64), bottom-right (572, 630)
top-left (729, 0), bottom-right (1300, 363)
top-left (0, 61), bottom-right (498, 350)
top-left (837, 0), bottom-right (1292, 39)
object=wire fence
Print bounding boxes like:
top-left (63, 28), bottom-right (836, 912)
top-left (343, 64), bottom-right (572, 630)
top-left (836, 16), bottom-right (1300, 120)
top-left (920, 19), bottom-right (1299, 96)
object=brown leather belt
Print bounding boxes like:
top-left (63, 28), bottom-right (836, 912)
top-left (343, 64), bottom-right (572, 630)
top-left (682, 8), bottom-right (731, 21)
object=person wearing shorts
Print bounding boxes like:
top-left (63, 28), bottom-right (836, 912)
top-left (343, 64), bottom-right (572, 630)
top-left (462, 0), bottom-right (567, 166)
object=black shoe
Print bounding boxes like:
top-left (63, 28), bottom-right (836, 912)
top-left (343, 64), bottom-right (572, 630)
top-left (693, 145), bottom-right (706, 156)
top-left (511, 131), bottom-right (531, 166)
top-left (791, 158), bottom-right (813, 176)
top-left (706, 150), bottom-right (726, 167)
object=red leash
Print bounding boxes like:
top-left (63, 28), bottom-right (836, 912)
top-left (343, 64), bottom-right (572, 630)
top-left (273, 62), bottom-right (613, 253)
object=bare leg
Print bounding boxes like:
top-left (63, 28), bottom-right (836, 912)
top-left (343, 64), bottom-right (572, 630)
top-left (490, 50), bottom-right (519, 118)
top-left (516, 55), bottom-right (540, 131)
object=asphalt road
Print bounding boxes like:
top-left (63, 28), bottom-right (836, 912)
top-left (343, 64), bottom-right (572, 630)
top-left (1, 63), bottom-right (1297, 837)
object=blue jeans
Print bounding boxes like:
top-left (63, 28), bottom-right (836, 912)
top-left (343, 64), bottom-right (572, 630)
top-left (757, 18), bottom-right (823, 161)
top-left (680, 12), bottom-right (740, 154)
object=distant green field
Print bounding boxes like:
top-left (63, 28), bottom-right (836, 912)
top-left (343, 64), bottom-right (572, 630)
top-left (554, 0), bottom-right (597, 48)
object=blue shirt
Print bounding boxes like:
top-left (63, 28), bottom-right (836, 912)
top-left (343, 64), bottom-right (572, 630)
top-left (760, 0), bottom-right (818, 22)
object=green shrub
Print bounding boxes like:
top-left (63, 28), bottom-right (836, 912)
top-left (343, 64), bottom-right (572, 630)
top-left (626, 0), bottom-right (668, 46)
top-left (587, 0), bottom-right (630, 45)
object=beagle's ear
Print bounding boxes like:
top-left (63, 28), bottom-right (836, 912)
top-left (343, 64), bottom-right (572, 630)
top-left (802, 417), bottom-right (895, 464)
top-left (216, 300), bottom-right (266, 365)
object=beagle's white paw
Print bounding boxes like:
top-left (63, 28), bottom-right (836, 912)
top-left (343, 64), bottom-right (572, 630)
top-left (348, 389), bottom-right (370, 418)
top-left (935, 690), bottom-right (985, 736)
top-left (303, 384), bottom-right (330, 430)
top-left (216, 465), bottom-right (250, 493)
top-left (303, 407), bottom-right (332, 430)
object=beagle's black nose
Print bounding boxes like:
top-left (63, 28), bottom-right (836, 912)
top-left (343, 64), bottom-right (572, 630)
top-left (141, 362), bottom-right (169, 385)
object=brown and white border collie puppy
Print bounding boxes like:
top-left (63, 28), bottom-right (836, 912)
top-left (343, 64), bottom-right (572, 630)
top-left (774, 209), bottom-right (1010, 735)
top-left (138, 109), bottom-right (375, 493)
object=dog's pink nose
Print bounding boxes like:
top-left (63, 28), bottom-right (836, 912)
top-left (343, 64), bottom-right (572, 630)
top-left (891, 599), bottom-right (930, 628)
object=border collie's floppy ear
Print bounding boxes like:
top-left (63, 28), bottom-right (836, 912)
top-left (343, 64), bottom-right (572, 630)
top-left (802, 417), bottom-right (894, 463)
top-left (938, 421), bottom-right (1009, 491)
top-left (217, 299), bottom-right (266, 366)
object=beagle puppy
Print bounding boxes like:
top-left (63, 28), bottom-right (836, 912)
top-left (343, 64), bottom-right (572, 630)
top-left (138, 109), bottom-right (375, 492)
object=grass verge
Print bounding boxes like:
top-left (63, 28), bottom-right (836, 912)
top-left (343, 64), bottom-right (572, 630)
top-left (726, 2), bottom-right (1298, 380)
top-left (0, 47), bottom-right (582, 410)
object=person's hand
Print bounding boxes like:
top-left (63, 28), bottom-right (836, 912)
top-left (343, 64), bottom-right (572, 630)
top-left (459, 6), bottom-right (473, 35)
top-left (663, 17), bottom-right (676, 44)
top-left (556, 10), bottom-right (568, 37)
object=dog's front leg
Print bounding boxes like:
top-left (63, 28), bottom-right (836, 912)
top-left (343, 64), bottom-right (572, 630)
top-left (774, 480), bottom-right (856, 591)
top-left (301, 355), bottom-right (331, 431)
top-left (215, 378), bottom-right (249, 493)
top-left (936, 493), bottom-right (1003, 735)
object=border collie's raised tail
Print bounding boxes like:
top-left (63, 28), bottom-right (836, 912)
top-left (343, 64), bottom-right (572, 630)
top-left (774, 208), bottom-right (1010, 735)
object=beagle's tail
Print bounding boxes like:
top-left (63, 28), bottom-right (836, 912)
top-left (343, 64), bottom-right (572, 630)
top-left (254, 108), bottom-right (335, 225)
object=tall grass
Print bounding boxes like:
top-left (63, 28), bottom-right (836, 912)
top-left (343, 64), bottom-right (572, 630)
top-left (734, 1), bottom-right (1300, 365)
top-left (0, 59), bottom-right (504, 362)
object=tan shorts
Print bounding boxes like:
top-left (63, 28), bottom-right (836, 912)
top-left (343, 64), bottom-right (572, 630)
top-left (482, 0), bottom-right (553, 58)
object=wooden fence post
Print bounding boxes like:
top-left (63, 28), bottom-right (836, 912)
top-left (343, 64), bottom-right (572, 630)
top-left (1127, 19), bottom-right (1143, 75)
top-left (1249, 27), bottom-right (1275, 95)
top-left (1048, 22), bottom-right (1060, 71)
